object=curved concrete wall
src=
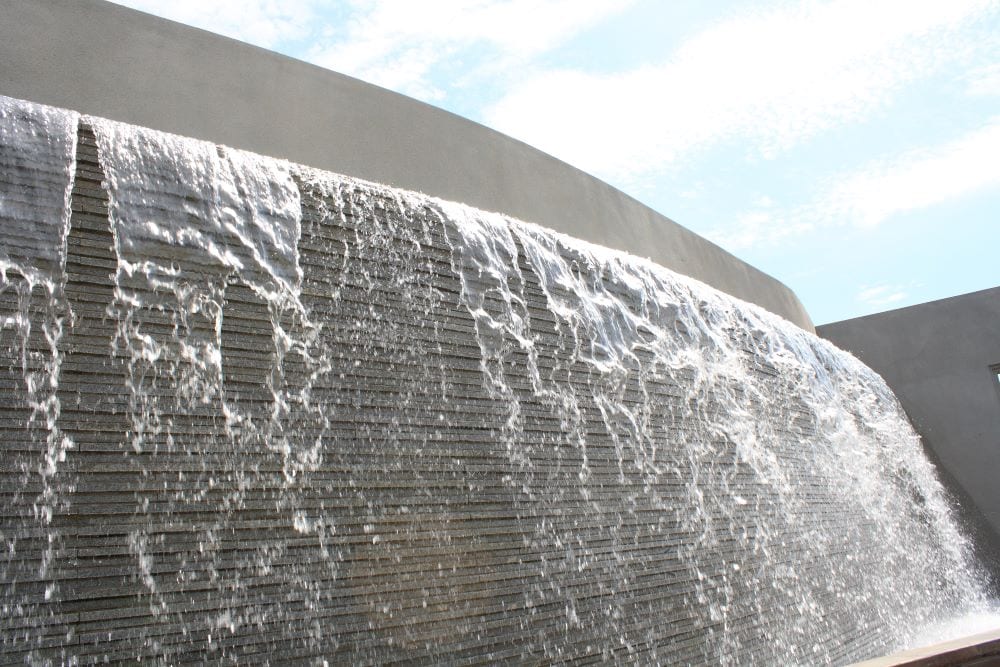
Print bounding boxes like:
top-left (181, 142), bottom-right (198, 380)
top-left (818, 287), bottom-right (1000, 580)
top-left (0, 0), bottom-right (813, 330)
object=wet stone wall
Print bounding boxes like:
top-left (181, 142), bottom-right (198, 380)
top-left (0, 97), bottom-right (988, 665)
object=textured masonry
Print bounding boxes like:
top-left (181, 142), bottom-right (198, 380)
top-left (0, 116), bottom-right (977, 665)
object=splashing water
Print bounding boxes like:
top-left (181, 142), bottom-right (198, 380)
top-left (0, 94), bottom-right (993, 664)
top-left (436, 199), bottom-right (992, 663)
top-left (0, 96), bottom-right (78, 658)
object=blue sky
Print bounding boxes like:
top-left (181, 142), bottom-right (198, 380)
top-left (110, 0), bottom-right (999, 324)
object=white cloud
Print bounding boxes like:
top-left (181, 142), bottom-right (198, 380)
top-left (715, 209), bottom-right (815, 251)
top-left (307, 0), bottom-right (632, 101)
top-left (484, 0), bottom-right (998, 185)
top-left (714, 118), bottom-right (1000, 250)
top-left (856, 284), bottom-right (911, 308)
top-left (965, 62), bottom-right (1000, 96)
top-left (109, 0), bottom-right (633, 103)
top-left (110, 0), bottom-right (321, 48)
top-left (821, 117), bottom-right (1000, 228)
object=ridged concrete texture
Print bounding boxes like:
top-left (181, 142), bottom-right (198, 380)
top-left (0, 118), bottom-right (924, 665)
top-left (0, 0), bottom-right (813, 330)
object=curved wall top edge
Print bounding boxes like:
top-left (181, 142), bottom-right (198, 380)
top-left (0, 0), bottom-right (814, 330)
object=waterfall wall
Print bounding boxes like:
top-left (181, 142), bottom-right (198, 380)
top-left (0, 0), bottom-right (813, 331)
top-left (0, 95), bottom-right (988, 664)
top-left (819, 291), bottom-right (1000, 577)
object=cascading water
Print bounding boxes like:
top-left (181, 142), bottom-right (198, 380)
top-left (0, 94), bottom-right (993, 664)
top-left (0, 96), bottom-right (79, 655)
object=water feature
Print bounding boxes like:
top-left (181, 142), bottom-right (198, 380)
top-left (0, 94), bottom-right (993, 664)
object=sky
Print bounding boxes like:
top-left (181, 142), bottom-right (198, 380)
top-left (109, 0), bottom-right (1000, 325)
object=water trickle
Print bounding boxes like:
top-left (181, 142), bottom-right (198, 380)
top-left (85, 118), bottom-right (342, 654)
top-left (0, 97), bottom-right (78, 283)
top-left (0, 96), bottom-right (78, 658)
top-left (436, 200), bottom-right (992, 663)
top-left (0, 95), bottom-right (994, 664)
top-left (88, 117), bottom-right (319, 463)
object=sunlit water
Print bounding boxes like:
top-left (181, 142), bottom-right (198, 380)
top-left (905, 606), bottom-right (1000, 651)
top-left (0, 94), bottom-right (994, 664)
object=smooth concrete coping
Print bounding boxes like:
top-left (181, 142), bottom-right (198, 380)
top-left (0, 0), bottom-right (813, 331)
top-left (850, 627), bottom-right (1000, 666)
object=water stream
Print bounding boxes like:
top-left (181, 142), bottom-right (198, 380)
top-left (0, 94), bottom-right (993, 664)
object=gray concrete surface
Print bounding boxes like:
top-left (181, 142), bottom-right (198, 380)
top-left (852, 627), bottom-right (1000, 667)
top-left (0, 0), bottom-right (813, 330)
top-left (819, 287), bottom-right (1000, 581)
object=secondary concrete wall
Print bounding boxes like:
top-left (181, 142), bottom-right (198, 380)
top-left (0, 0), bottom-right (813, 330)
top-left (818, 287), bottom-right (1000, 575)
